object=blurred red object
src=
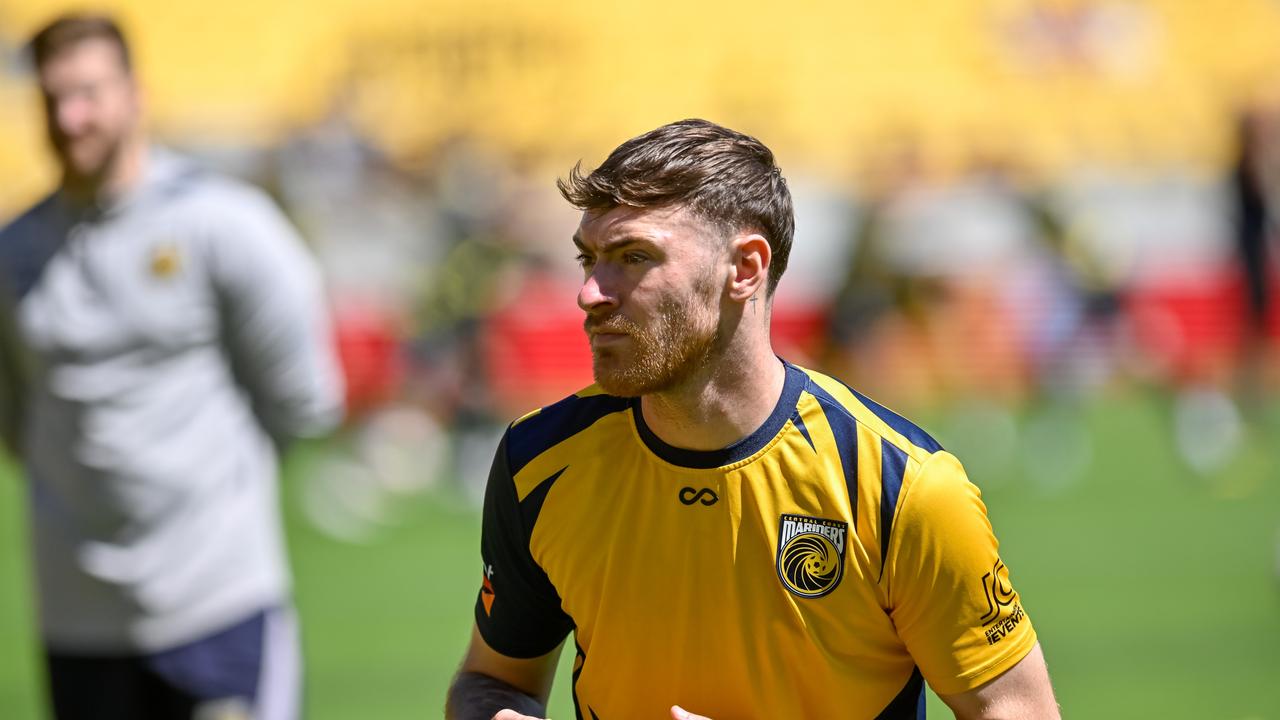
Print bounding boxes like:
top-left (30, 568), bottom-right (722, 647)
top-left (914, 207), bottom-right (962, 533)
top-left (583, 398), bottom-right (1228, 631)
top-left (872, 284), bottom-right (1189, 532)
top-left (1122, 264), bottom-right (1280, 383)
top-left (770, 301), bottom-right (830, 364)
top-left (333, 298), bottom-right (405, 419)
top-left (481, 271), bottom-right (594, 414)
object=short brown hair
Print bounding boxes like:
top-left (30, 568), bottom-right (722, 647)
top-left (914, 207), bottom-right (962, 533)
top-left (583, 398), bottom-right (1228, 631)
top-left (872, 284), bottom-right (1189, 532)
top-left (558, 119), bottom-right (795, 295)
top-left (29, 14), bottom-right (132, 73)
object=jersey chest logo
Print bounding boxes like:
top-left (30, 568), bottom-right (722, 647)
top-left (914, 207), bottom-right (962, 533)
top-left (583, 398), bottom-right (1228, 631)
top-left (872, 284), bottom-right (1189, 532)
top-left (148, 242), bottom-right (183, 279)
top-left (776, 513), bottom-right (847, 598)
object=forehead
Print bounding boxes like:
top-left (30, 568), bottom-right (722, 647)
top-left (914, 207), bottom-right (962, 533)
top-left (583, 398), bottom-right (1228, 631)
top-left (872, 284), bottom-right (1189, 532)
top-left (576, 204), bottom-right (718, 248)
top-left (38, 37), bottom-right (129, 87)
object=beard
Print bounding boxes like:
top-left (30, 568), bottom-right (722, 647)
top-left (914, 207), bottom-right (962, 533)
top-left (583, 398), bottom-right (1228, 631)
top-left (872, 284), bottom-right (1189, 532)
top-left (584, 290), bottom-right (722, 398)
top-left (55, 131), bottom-right (125, 187)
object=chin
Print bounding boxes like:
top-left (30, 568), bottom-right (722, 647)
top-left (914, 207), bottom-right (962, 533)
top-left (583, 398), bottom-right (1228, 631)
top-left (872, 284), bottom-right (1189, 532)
top-left (593, 367), bottom-right (676, 399)
top-left (591, 365), bottom-right (632, 398)
top-left (66, 156), bottom-right (108, 180)
top-left (590, 361), bottom-right (644, 398)
top-left (58, 141), bottom-right (113, 180)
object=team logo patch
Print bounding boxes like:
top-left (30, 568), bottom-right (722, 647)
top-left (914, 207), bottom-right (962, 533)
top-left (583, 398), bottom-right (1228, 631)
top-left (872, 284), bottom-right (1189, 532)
top-left (776, 513), bottom-right (847, 598)
top-left (481, 564), bottom-right (496, 616)
top-left (149, 243), bottom-right (182, 279)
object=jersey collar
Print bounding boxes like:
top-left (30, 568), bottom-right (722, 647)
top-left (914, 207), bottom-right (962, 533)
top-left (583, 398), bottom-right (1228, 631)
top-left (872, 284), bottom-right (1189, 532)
top-left (631, 360), bottom-right (806, 469)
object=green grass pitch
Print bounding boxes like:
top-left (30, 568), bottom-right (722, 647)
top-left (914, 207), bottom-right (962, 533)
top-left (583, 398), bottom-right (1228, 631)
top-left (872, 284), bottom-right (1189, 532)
top-left (1, 389), bottom-right (1278, 718)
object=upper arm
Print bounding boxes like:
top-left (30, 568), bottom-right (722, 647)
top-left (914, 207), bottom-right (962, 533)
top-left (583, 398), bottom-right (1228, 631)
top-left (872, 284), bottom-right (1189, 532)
top-left (448, 432), bottom-right (574, 719)
top-left (886, 451), bottom-right (1040, 695)
top-left (207, 185), bottom-right (344, 438)
top-left (938, 642), bottom-right (1059, 720)
top-left (473, 432), bottom-right (574, 657)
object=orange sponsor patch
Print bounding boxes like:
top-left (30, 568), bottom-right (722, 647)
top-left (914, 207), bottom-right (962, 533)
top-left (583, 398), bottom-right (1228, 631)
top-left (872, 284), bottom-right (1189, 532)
top-left (481, 576), bottom-right (495, 616)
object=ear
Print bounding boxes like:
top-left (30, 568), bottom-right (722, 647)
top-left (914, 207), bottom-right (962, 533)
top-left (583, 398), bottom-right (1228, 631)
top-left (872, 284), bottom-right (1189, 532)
top-left (727, 232), bottom-right (771, 303)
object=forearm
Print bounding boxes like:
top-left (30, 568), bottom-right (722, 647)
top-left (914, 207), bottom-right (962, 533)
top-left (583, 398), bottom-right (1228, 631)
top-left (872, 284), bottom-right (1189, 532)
top-left (445, 671), bottom-right (547, 720)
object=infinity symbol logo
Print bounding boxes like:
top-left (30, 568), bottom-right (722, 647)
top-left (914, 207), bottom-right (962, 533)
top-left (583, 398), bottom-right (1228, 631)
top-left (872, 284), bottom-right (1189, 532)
top-left (679, 487), bottom-right (719, 506)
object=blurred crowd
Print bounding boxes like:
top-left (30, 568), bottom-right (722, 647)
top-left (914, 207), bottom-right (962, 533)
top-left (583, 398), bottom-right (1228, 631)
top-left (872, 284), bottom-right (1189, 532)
top-left (3, 0), bottom-right (1279, 539)
top-left (200, 98), bottom-right (1278, 539)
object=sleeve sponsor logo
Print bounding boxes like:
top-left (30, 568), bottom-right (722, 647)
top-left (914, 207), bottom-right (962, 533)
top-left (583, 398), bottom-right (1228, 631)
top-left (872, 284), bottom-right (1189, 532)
top-left (480, 563), bottom-right (495, 616)
top-left (776, 513), bottom-right (848, 599)
top-left (984, 603), bottom-right (1025, 645)
top-left (978, 559), bottom-right (1024, 645)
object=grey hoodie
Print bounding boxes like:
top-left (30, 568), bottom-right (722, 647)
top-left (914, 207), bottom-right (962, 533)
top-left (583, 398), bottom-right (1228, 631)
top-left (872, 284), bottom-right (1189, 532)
top-left (0, 149), bottom-right (344, 652)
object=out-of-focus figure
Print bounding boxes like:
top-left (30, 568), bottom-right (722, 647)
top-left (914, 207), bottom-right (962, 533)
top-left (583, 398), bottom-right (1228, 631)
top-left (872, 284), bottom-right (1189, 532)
top-left (0, 14), bottom-right (344, 720)
top-left (1230, 105), bottom-right (1280, 403)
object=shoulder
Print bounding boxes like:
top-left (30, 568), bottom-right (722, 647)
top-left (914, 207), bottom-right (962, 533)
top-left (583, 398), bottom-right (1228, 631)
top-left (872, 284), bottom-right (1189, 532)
top-left (0, 195), bottom-right (62, 292)
top-left (899, 450), bottom-right (975, 514)
top-left (147, 151), bottom-right (286, 228)
top-left (791, 363), bottom-right (943, 464)
top-left (886, 450), bottom-right (989, 580)
top-left (0, 194), bottom-right (60, 245)
top-left (146, 157), bottom-right (308, 274)
top-left (503, 385), bottom-right (633, 478)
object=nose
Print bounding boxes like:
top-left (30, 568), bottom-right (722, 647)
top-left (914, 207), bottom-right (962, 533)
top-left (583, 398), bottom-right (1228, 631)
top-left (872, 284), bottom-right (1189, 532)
top-left (577, 268), bottom-right (618, 314)
top-left (51, 95), bottom-right (92, 137)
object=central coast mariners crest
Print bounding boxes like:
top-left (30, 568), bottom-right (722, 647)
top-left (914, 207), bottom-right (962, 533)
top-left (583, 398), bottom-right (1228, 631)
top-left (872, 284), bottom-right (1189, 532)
top-left (776, 513), bottom-right (848, 598)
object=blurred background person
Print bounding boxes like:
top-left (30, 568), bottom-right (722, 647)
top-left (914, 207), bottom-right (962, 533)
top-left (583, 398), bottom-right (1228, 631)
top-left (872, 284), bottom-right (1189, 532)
top-left (1231, 103), bottom-right (1280, 407)
top-left (0, 14), bottom-right (344, 720)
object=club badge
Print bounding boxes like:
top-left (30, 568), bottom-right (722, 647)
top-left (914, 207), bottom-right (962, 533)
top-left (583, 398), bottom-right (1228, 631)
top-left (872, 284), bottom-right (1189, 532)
top-left (149, 243), bottom-right (182, 279)
top-left (776, 513), bottom-right (847, 599)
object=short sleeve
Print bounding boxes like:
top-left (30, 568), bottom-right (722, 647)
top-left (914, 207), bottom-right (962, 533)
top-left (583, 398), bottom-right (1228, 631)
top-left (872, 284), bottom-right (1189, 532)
top-left (886, 451), bottom-right (1037, 696)
top-left (474, 431), bottom-right (574, 658)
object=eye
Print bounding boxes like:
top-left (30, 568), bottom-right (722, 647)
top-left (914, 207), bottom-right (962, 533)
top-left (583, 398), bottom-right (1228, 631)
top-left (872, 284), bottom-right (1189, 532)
top-left (623, 252), bottom-right (648, 265)
top-left (575, 253), bottom-right (595, 269)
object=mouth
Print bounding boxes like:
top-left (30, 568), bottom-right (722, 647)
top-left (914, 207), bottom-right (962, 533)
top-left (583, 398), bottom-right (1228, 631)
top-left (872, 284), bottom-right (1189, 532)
top-left (588, 330), bottom-right (628, 347)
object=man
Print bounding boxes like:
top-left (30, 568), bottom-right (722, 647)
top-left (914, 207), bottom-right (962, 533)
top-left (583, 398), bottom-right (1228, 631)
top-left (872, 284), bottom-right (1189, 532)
top-left (0, 15), bottom-right (344, 719)
top-left (446, 120), bottom-right (1058, 719)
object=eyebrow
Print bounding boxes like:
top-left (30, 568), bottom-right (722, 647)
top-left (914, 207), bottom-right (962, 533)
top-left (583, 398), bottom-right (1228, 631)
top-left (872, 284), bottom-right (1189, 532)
top-left (571, 232), bottom-right (656, 254)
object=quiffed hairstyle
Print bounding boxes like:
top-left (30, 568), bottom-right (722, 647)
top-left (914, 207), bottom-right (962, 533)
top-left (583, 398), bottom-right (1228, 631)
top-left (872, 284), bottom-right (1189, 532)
top-left (29, 14), bottom-right (132, 72)
top-left (558, 119), bottom-right (795, 295)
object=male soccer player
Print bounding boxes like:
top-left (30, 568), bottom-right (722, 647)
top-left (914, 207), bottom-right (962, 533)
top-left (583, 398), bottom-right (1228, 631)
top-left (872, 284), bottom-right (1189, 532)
top-left (446, 120), bottom-right (1058, 719)
top-left (0, 15), bottom-right (344, 720)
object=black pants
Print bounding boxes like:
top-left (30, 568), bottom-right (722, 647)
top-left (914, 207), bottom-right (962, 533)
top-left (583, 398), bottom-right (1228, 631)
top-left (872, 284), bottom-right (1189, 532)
top-left (46, 609), bottom-right (269, 720)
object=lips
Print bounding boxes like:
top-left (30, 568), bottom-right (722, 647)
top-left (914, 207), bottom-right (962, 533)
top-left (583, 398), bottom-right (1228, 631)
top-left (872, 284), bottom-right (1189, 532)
top-left (584, 316), bottom-right (634, 349)
top-left (586, 323), bottom-right (627, 339)
top-left (589, 331), bottom-right (628, 347)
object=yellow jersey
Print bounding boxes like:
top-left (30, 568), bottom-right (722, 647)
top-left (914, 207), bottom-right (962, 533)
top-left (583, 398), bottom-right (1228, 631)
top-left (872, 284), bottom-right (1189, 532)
top-left (474, 361), bottom-right (1036, 719)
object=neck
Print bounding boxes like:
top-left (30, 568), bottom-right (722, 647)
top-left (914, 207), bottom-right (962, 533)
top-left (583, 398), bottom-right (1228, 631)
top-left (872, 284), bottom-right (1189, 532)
top-left (639, 331), bottom-right (786, 452)
top-left (63, 138), bottom-right (148, 207)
